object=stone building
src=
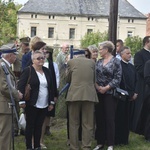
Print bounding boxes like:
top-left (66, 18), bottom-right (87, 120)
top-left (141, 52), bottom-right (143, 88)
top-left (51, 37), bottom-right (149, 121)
top-left (17, 0), bottom-right (147, 47)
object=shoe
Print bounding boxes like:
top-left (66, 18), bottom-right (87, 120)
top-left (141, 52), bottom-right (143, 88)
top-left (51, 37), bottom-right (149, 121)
top-left (35, 147), bottom-right (41, 150)
top-left (14, 130), bottom-right (19, 136)
top-left (40, 143), bottom-right (47, 149)
top-left (107, 146), bottom-right (113, 150)
top-left (66, 139), bottom-right (70, 146)
top-left (45, 126), bottom-right (51, 136)
top-left (93, 145), bottom-right (104, 150)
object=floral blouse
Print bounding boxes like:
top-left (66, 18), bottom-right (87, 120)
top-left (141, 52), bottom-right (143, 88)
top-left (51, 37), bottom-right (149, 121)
top-left (96, 56), bottom-right (122, 94)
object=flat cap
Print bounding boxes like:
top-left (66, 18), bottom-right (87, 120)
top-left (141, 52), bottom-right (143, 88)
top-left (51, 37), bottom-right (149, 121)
top-left (0, 43), bottom-right (18, 55)
top-left (20, 37), bottom-right (30, 44)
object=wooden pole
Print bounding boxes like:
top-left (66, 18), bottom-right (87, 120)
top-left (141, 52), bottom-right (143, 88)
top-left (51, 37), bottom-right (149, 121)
top-left (108, 0), bottom-right (119, 56)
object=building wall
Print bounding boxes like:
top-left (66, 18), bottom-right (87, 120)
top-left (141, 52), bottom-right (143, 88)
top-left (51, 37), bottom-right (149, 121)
top-left (146, 13), bottom-right (150, 36)
top-left (17, 13), bottom-right (146, 47)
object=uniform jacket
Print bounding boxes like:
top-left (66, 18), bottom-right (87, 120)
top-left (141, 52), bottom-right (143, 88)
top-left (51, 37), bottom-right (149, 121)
top-left (0, 59), bottom-right (19, 114)
top-left (66, 56), bottom-right (98, 103)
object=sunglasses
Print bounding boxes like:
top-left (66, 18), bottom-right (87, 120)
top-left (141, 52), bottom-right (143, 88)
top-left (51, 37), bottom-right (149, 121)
top-left (36, 57), bottom-right (45, 60)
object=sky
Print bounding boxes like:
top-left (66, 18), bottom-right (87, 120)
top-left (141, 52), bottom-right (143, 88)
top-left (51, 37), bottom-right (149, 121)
top-left (13, 0), bottom-right (150, 14)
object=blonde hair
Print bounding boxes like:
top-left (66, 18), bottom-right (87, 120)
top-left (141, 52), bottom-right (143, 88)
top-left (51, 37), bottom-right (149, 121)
top-left (30, 36), bottom-right (42, 51)
top-left (98, 41), bottom-right (115, 53)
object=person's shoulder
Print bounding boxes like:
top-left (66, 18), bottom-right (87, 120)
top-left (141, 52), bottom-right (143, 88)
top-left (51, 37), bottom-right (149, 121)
top-left (113, 56), bottom-right (120, 63)
top-left (23, 51), bottom-right (31, 58)
top-left (135, 48), bottom-right (145, 56)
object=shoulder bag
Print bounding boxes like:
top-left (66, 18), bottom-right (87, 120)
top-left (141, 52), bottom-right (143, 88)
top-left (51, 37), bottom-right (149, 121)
top-left (24, 66), bottom-right (31, 101)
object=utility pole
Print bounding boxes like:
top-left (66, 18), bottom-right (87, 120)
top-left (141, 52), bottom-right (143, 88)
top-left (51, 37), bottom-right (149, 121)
top-left (108, 0), bottom-right (119, 56)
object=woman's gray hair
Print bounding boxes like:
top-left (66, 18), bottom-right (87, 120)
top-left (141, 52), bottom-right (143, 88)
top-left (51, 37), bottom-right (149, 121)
top-left (98, 41), bottom-right (115, 53)
top-left (88, 45), bottom-right (98, 52)
top-left (31, 50), bottom-right (43, 60)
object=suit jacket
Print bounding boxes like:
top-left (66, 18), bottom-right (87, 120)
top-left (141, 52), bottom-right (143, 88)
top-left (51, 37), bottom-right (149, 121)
top-left (132, 48), bottom-right (150, 132)
top-left (21, 51), bottom-right (32, 70)
top-left (0, 59), bottom-right (19, 114)
top-left (18, 65), bottom-right (54, 106)
top-left (66, 56), bottom-right (98, 103)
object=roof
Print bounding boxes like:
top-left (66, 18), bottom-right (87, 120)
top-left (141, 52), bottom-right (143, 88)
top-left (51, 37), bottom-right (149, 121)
top-left (18, 0), bottom-right (146, 19)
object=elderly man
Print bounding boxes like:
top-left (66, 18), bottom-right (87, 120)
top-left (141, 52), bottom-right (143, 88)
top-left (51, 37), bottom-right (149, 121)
top-left (66, 50), bottom-right (98, 150)
top-left (0, 48), bottom-right (23, 150)
top-left (56, 43), bottom-right (69, 72)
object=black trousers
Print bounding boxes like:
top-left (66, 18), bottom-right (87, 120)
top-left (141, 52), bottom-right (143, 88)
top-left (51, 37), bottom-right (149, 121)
top-left (25, 105), bottom-right (47, 149)
top-left (95, 94), bottom-right (117, 146)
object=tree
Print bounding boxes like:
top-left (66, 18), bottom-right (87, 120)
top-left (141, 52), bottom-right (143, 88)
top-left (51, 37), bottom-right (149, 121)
top-left (80, 31), bottom-right (108, 48)
top-left (124, 36), bottom-right (143, 55)
top-left (0, 1), bottom-right (21, 46)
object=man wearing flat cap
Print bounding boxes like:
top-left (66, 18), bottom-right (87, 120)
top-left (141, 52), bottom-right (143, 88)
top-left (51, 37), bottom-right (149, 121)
top-left (13, 37), bottom-right (31, 78)
top-left (0, 48), bottom-right (23, 150)
top-left (66, 50), bottom-right (98, 150)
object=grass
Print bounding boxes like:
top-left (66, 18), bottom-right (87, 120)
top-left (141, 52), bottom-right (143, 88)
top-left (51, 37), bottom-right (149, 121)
top-left (14, 118), bottom-right (150, 150)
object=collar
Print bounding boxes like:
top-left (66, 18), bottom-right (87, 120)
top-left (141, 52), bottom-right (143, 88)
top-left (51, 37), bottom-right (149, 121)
top-left (144, 48), bottom-right (150, 52)
top-left (2, 58), bottom-right (11, 67)
top-left (121, 59), bottom-right (129, 64)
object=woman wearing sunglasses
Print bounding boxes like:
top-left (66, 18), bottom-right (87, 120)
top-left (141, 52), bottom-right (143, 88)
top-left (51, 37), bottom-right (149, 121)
top-left (18, 51), bottom-right (54, 150)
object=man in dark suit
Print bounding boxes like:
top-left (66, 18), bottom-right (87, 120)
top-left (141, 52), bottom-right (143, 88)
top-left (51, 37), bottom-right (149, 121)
top-left (0, 48), bottom-right (23, 150)
top-left (66, 50), bottom-right (98, 150)
top-left (132, 36), bottom-right (150, 133)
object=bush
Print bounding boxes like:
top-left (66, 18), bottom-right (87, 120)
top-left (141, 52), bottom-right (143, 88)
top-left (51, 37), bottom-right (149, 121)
top-left (124, 36), bottom-right (143, 55)
top-left (80, 31), bottom-right (108, 48)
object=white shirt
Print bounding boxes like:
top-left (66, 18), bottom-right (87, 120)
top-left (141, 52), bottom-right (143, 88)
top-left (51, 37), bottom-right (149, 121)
top-left (43, 61), bottom-right (60, 88)
top-left (35, 72), bottom-right (48, 108)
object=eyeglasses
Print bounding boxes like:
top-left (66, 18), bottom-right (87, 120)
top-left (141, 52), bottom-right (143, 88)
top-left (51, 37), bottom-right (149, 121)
top-left (36, 57), bottom-right (45, 60)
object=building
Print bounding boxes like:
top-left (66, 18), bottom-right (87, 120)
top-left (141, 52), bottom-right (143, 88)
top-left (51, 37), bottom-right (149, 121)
top-left (146, 13), bottom-right (150, 36)
top-left (17, 0), bottom-right (147, 47)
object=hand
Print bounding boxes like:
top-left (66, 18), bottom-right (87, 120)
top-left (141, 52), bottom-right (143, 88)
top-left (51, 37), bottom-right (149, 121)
top-left (54, 97), bottom-right (57, 103)
top-left (19, 103), bottom-right (26, 108)
top-left (131, 93), bottom-right (138, 100)
top-left (48, 105), bottom-right (54, 111)
top-left (99, 86), bottom-right (107, 94)
top-left (18, 90), bottom-right (23, 99)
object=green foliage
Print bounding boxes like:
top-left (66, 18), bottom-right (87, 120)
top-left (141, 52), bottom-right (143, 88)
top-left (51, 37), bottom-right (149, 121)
top-left (80, 31), bottom-right (108, 48)
top-left (124, 36), bottom-right (143, 55)
top-left (0, 1), bottom-right (21, 46)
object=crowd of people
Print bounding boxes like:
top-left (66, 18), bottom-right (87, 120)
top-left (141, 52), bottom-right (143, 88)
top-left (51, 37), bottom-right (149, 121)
top-left (0, 35), bottom-right (150, 150)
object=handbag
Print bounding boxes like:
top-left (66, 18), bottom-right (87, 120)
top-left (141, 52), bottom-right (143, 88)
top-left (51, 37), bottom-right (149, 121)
top-left (24, 67), bottom-right (31, 101)
top-left (19, 113), bottom-right (26, 130)
top-left (113, 87), bottom-right (129, 101)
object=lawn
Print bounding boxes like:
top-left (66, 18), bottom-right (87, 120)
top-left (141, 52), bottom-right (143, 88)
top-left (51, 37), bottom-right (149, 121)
top-left (14, 118), bottom-right (150, 150)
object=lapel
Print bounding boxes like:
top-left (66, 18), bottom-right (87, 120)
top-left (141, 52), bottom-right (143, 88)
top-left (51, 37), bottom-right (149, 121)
top-left (2, 60), bottom-right (17, 86)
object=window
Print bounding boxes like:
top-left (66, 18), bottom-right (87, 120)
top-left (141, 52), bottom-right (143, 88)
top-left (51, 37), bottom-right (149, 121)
top-left (35, 14), bottom-right (37, 18)
top-left (127, 31), bottom-right (133, 37)
top-left (31, 14), bottom-right (33, 18)
top-left (69, 28), bottom-right (75, 39)
top-left (87, 29), bottom-right (93, 34)
top-left (31, 27), bottom-right (36, 37)
top-left (48, 27), bottom-right (54, 38)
